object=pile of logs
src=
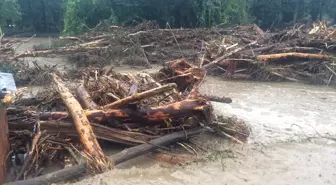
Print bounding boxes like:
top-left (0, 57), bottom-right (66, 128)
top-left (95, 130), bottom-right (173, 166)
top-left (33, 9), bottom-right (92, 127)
top-left (202, 23), bottom-right (336, 85)
top-left (10, 22), bottom-right (336, 85)
top-left (4, 21), bottom-right (335, 184)
top-left (4, 59), bottom-right (247, 185)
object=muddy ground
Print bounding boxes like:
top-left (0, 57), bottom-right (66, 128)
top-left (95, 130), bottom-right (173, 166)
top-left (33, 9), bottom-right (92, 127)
top-left (12, 38), bottom-right (336, 185)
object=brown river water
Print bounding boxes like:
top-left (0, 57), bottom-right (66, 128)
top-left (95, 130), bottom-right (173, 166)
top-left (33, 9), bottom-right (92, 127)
top-left (13, 38), bottom-right (336, 185)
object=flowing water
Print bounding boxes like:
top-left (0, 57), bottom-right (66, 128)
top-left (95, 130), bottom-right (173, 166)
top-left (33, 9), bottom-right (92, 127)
top-left (62, 80), bottom-right (336, 185)
top-left (13, 38), bottom-right (336, 185)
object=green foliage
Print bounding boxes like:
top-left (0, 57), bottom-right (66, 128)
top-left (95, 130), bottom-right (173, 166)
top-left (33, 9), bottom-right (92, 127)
top-left (2, 0), bottom-right (336, 35)
top-left (16, 0), bottom-right (64, 33)
top-left (0, 0), bottom-right (21, 26)
top-left (250, 0), bottom-right (336, 29)
top-left (191, 0), bottom-right (249, 27)
top-left (62, 0), bottom-right (249, 34)
top-left (63, 0), bottom-right (87, 35)
top-left (63, 0), bottom-right (116, 35)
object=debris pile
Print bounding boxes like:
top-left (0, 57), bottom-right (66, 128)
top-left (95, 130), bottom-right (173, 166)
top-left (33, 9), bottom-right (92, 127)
top-left (201, 23), bottom-right (336, 85)
top-left (4, 59), bottom-right (248, 185)
top-left (3, 21), bottom-right (336, 184)
top-left (12, 22), bottom-right (336, 85)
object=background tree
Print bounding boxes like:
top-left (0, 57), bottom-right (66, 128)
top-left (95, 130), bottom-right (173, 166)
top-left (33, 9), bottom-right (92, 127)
top-left (2, 0), bottom-right (336, 36)
top-left (0, 0), bottom-right (21, 28)
top-left (17, 0), bottom-right (64, 33)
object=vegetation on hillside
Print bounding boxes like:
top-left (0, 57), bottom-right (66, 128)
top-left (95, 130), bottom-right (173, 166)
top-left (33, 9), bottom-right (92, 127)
top-left (0, 0), bottom-right (336, 35)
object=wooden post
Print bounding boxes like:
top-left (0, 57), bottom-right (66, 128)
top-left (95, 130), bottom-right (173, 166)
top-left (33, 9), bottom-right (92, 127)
top-left (0, 108), bottom-right (9, 184)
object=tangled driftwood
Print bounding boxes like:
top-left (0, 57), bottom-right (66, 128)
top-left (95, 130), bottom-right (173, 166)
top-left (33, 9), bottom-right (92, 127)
top-left (4, 59), bottom-right (247, 184)
top-left (7, 22), bottom-right (336, 184)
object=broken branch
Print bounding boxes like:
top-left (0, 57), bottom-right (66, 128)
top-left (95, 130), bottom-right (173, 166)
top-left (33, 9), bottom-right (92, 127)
top-left (103, 83), bottom-right (177, 109)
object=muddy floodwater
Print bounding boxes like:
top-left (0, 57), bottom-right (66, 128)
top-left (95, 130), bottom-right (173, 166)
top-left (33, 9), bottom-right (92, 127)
top-left (61, 79), bottom-right (336, 185)
top-left (14, 38), bottom-right (336, 185)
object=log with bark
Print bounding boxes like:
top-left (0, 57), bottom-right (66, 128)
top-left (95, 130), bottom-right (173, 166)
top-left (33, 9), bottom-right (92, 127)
top-left (76, 84), bottom-right (98, 109)
top-left (37, 98), bottom-right (212, 127)
top-left (256, 52), bottom-right (332, 63)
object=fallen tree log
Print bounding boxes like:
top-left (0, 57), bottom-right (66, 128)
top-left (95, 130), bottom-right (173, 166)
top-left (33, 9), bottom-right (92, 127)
top-left (103, 83), bottom-right (177, 109)
top-left (5, 128), bottom-right (204, 185)
top-left (256, 52), bottom-right (331, 62)
top-left (51, 74), bottom-right (112, 173)
top-left (13, 46), bottom-right (108, 59)
top-left (39, 98), bottom-right (212, 126)
top-left (76, 84), bottom-right (98, 109)
top-left (8, 121), bottom-right (155, 145)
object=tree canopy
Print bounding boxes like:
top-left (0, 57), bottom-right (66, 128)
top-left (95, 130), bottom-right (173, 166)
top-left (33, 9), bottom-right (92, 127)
top-left (0, 0), bottom-right (336, 35)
